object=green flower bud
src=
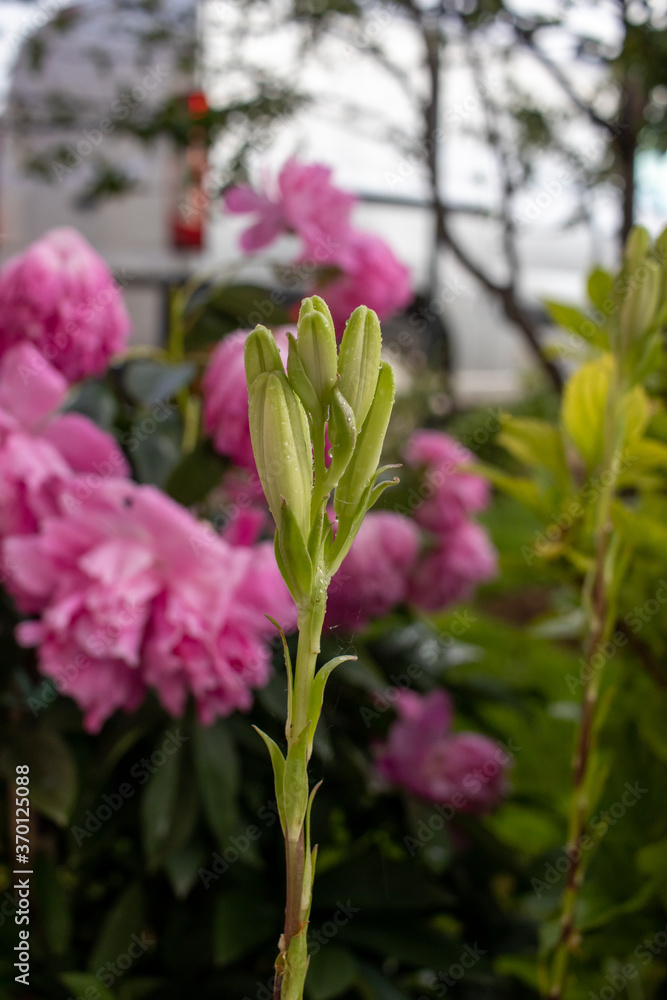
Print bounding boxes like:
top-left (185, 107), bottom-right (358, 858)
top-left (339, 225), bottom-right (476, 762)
top-left (244, 325), bottom-right (284, 388)
top-left (623, 226), bottom-right (650, 275)
top-left (248, 371), bottom-right (312, 536)
top-left (334, 360), bottom-right (396, 523)
top-left (337, 306), bottom-right (382, 429)
top-left (620, 257), bottom-right (661, 344)
top-left (275, 499), bottom-right (314, 606)
top-left (326, 387), bottom-right (356, 487)
top-left (286, 333), bottom-right (321, 418)
top-left (296, 296), bottom-right (338, 405)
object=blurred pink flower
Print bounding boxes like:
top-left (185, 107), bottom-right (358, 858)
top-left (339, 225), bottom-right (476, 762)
top-left (326, 512), bottom-right (420, 631)
top-left (0, 344), bottom-right (128, 544)
top-left (6, 480), bottom-right (295, 732)
top-left (404, 430), bottom-right (490, 533)
top-left (375, 690), bottom-right (508, 813)
top-left (224, 159), bottom-right (356, 256)
top-left (407, 520), bottom-right (497, 613)
top-left (202, 328), bottom-right (288, 469)
top-left (0, 227), bottom-right (131, 383)
top-left (320, 230), bottom-right (413, 331)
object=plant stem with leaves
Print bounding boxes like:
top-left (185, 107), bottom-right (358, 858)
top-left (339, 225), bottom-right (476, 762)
top-left (544, 226), bottom-right (667, 997)
top-left (245, 297), bottom-right (397, 1000)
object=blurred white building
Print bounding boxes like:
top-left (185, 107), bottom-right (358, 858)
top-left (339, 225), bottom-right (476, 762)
top-left (0, 0), bottom-right (651, 400)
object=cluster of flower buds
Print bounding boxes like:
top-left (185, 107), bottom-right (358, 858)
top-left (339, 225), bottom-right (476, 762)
top-left (245, 296), bottom-right (396, 608)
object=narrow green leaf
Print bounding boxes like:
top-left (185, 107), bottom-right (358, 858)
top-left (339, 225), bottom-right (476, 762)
top-left (303, 781), bottom-right (322, 914)
top-left (307, 656), bottom-right (356, 753)
top-left (253, 726), bottom-right (287, 834)
top-left (88, 882), bottom-right (145, 974)
top-left (140, 743), bottom-right (181, 868)
top-left (283, 725), bottom-right (310, 840)
top-left (193, 721), bottom-right (239, 848)
top-left (543, 300), bottom-right (607, 349)
top-left (266, 615), bottom-right (294, 736)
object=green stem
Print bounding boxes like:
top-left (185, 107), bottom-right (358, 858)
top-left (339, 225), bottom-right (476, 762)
top-left (546, 371), bottom-right (623, 1000)
top-left (290, 598), bottom-right (326, 746)
top-left (276, 591), bottom-right (328, 1000)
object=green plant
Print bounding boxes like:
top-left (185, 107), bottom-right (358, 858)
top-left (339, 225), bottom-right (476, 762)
top-left (484, 226), bottom-right (667, 998)
top-left (245, 296), bottom-right (398, 1000)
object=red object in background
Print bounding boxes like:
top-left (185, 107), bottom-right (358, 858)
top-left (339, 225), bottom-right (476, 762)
top-left (188, 90), bottom-right (208, 119)
top-left (170, 92), bottom-right (210, 250)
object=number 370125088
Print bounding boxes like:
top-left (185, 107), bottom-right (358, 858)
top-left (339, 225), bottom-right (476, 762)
top-left (15, 765), bottom-right (30, 857)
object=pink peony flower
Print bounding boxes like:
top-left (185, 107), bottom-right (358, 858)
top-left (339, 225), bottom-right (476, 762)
top-left (404, 430), bottom-right (490, 534)
top-left (407, 520), bottom-right (497, 613)
top-left (326, 512), bottom-right (420, 631)
top-left (224, 159), bottom-right (356, 257)
top-left (0, 227), bottom-right (131, 383)
top-left (375, 690), bottom-right (508, 813)
top-left (320, 230), bottom-right (413, 331)
top-left (202, 328), bottom-right (288, 469)
top-left (0, 344), bottom-right (128, 547)
top-left (6, 479), bottom-right (296, 732)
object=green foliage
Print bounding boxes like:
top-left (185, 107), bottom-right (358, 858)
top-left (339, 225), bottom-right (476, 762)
top-left (2, 240), bottom-right (667, 1000)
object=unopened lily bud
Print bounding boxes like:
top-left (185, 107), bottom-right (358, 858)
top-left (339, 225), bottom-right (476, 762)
top-left (623, 226), bottom-right (650, 276)
top-left (287, 333), bottom-right (321, 417)
top-left (620, 257), bottom-right (661, 344)
top-left (337, 306), bottom-right (382, 429)
top-left (326, 387), bottom-right (356, 486)
top-left (334, 361), bottom-right (396, 521)
top-left (244, 325), bottom-right (284, 388)
top-left (296, 296), bottom-right (338, 405)
top-left (248, 371), bottom-right (312, 535)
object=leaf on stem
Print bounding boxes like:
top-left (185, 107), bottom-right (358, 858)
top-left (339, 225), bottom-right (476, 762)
top-left (266, 615), bottom-right (294, 736)
top-left (307, 655), bottom-right (357, 754)
top-left (253, 726), bottom-right (287, 835)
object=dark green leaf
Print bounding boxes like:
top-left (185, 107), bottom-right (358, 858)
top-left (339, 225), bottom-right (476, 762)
top-left (1, 728), bottom-right (77, 826)
top-left (60, 973), bottom-right (116, 1000)
top-left (88, 882), bottom-right (146, 974)
top-left (123, 359), bottom-right (196, 405)
top-left (193, 721), bottom-right (239, 848)
top-left (165, 445), bottom-right (226, 505)
top-left (306, 946), bottom-right (358, 1000)
top-left (213, 889), bottom-right (280, 967)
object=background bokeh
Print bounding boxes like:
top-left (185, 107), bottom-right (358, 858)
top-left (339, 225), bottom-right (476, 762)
top-left (0, 3), bottom-right (667, 1000)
